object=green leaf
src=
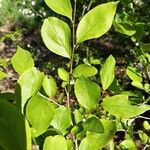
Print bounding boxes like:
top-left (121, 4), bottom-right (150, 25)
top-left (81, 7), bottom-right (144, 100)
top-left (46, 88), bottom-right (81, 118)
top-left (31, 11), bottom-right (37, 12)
top-left (43, 75), bottom-right (57, 98)
top-left (41, 17), bottom-right (72, 59)
top-left (58, 68), bottom-right (69, 81)
top-left (73, 109), bottom-right (83, 124)
top-left (79, 119), bottom-right (116, 150)
top-left (26, 95), bottom-right (55, 137)
top-left (138, 130), bottom-right (149, 143)
top-left (0, 92), bottom-right (15, 101)
top-left (140, 43), bottom-right (150, 53)
top-left (44, 0), bottom-right (72, 20)
top-left (100, 55), bottom-right (116, 90)
top-left (16, 67), bottom-right (44, 112)
top-left (143, 121), bottom-right (150, 130)
top-left (75, 77), bottom-right (101, 110)
top-left (126, 66), bottom-right (142, 82)
top-left (119, 140), bottom-right (136, 150)
top-left (11, 47), bottom-right (34, 74)
top-left (102, 94), bottom-right (150, 118)
top-left (131, 81), bottom-right (144, 90)
top-left (51, 106), bottom-right (72, 135)
top-left (0, 71), bottom-right (6, 80)
top-left (83, 116), bottom-right (104, 133)
top-left (73, 64), bottom-right (98, 78)
top-left (0, 99), bottom-right (31, 150)
top-left (76, 2), bottom-right (118, 43)
top-left (113, 14), bottom-right (136, 36)
top-left (43, 135), bottom-right (68, 150)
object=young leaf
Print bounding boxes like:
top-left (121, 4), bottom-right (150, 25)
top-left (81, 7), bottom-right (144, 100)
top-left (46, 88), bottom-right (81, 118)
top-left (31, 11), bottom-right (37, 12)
top-left (26, 95), bottom-right (55, 137)
top-left (16, 67), bottom-right (44, 112)
top-left (58, 68), bottom-right (69, 81)
top-left (0, 99), bottom-right (31, 150)
top-left (83, 116), bottom-right (104, 133)
top-left (74, 77), bottom-right (101, 110)
top-left (102, 94), bottom-right (150, 118)
top-left (76, 2), bottom-right (118, 43)
top-left (0, 70), bottom-right (7, 80)
top-left (44, 0), bottom-right (72, 20)
top-left (119, 140), bottom-right (136, 150)
top-left (43, 75), bottom-right (57, 98)
top-left (43, 135), bottom-right (68, 150)
top-left (79, 119), bottom-right (116, 150)
top-left (11, 47), bottom-right (34, 74)
top-left (50, 106), bottom-right (72, 135)
top-left (73, 64), bottom-right (98, 78)
top-left (126, 67), bottom-right (142, 82)
top-left (100, 55), bottom-right (116, 90)
top-left (41, 17), bottom-right (72, 59)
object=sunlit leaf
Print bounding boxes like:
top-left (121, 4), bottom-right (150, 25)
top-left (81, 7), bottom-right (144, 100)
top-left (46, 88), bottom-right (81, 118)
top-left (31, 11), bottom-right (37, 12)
top-left (26, 95), bottom-right (55, 136)
top-left (102, 94), bottom-right (150, 118)
top-left (11, 47), bottom-right (34, 74)
top-left (76, 2), bottom-right (118, 43)
top-left (41, 17), bottom-right (72, 59)
top-left (75, 77), bottom-right (100, 110)
top-left (73, 64), bottom-right (98, 78)
top-left (43, 135), bottom-right (68, 150)
top-left (100, 55), bottom-right (116, 90)
top-left (44, 0), bottom-right (72, 20)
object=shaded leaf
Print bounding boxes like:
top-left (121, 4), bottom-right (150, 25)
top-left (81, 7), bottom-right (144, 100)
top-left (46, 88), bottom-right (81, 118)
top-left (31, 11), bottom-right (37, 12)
top-left (0, 99), bottom-right (31, 150)
top-left (11, 47), bottom-right (34, 74)
top-left (100, 55), bottom-right (116, 90)
top-left (102, 94), bottom-right (150, 118)
top-left (44, 0), bottom-right (72, 20)
top-left (73, 64), bottom-right (98, 78)
top-left (76, 2), bottom-right (118, 43)
top-left (83, 116), bottom-right (104, 133)
top-left (26, 95), bottom-right (55, 137)
top-left (41, 17), bottom-right (72, 59)
top-left (75, 77), bottom-right (100, 110)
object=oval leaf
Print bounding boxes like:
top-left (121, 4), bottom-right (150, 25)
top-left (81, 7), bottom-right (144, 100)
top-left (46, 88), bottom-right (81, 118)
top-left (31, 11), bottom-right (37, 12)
top-left (102, 94), bottom-right (150, 118)
top-left (50, 106), bottom-right (72, 135)
top-left (74, 77), bottom-right (101, 110)
top-left (26, 95), bottom-right (55, 136)
top-left (43, 135), bottom-right (68, 150)
top-left (11, 47), bottom-right (34, 74)
top-left (58, 68), bottom-right (69, 81)
top-left (43, 75), bottom-right (57, 98)
top-left (41, 17), bottom-right (72, 59)
top-left (16, 67), bottom-right (44, 112)
top-left (0, 99), bottom-right (31, 150)
top-left (44, 0), bottom-right (72, 20)
top-left (100, 55), bottom-right (116, 90)
top-left (76, 2), bottom-right (118, 43)
top-left (73, 64), bottom-right (98, 78)
top-left (83, 116), bottom-right (104, 133)
top-left (79, 119), bottom-right (116, 150)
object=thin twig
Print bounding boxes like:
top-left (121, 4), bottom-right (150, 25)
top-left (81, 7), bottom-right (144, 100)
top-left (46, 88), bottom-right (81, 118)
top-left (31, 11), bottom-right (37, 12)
top-left (40, 94), bottom-right (61, 107)
top-left (70, 0), bottom-right (77, 74)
